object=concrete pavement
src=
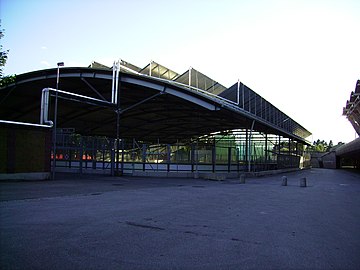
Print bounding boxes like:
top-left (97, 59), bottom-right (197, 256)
top-left (1, 169), bottom-right (359, 269)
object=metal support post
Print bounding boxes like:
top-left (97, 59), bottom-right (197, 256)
top-left (112, 62), bottom-right (116, 103)
top-left (194, 142), bottom-right (199, 178)
top-left (52, 62), bottom-right (64, 180)
top-left (278, 135), bottom-right (281, 155)
top-left (92, 138), bottom-right (96, 169)
top-left (157, 139), bottom-right (160, 171)
top-left (228, 147), bottom-right (232, 172)
top-left (236, 147), bottom-right (240, 173)
top-left (296, 142), bottom-right (299, 155)
top-left (212, 143), bottom-right (216, 173)
top-left (40, 89), bottom-right (52, 125)
top-left (112, 60), bottom-right (120, 104)
top-left (69, 149), bottom-right (72, 169)
top-left (121, 139), bottom-right (124, 174)
top-left (116, 110), bottom-right (120, 175)
top-left (79, 136), bottom-right (83, 174)
top-left (115, 61), bottom-right (120, 104)
top-left (167, 144), bottom-right (171, 172)
top-left (110, 139), bottom-right (115, 176)
top-left (248, 120), bottom-right (255, 172)
top-left (176, 142), bottom-right (179, 172)
top-left (142, 143), bottom-right (146, 171)
top-left (245, 129), bottom-right (248, 167)
top-left (288, 138), bottom-right (291, 155)
top-left (191, 143), bottom-right (195, 172)
top-left (113, 60), bottom-right (121, 175)
top-left (265, 133), bottom-right (268, 169)
top-left (132, 139), bottom-right (135, 173)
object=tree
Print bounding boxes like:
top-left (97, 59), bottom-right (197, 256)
top-left (0, 22), bottom-right (15, 88)
top-left (0, 24), bottom-right (8, 78)
top-left (308, 139), bottom-right (346, 152)
top-left (327, 140), bottom-right (334, 151)
top-left (308, 139), bottom-right (334, 152)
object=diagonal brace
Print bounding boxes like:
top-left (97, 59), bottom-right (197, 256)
top-left (81, 77), bottom-right (107, 101)
top-left (119, 90), bottom-right (166, 115)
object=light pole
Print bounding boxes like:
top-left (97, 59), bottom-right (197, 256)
top-left (52, 62), bottom-right (64, 180)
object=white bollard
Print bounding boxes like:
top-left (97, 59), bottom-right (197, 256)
top-left (239, 174), bottom-right (246, 184)
top-left (300, 177), bottom-right (307, 187)
top-left (282, 176), bottom-right (287, 186)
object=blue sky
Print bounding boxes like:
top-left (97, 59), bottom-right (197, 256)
top-left (1, 0), bottom-right (360, 143)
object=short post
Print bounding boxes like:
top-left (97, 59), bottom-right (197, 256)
top-left (239, 174), bottom-right (246, 184)
top-left (281, 176), bottom-right (287, 186)
top-left (300, 177), bottom-right (307, 187)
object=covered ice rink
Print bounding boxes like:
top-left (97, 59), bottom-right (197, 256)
top-left (0, 60), bottom-right (311, 178)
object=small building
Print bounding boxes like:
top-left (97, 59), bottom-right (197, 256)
top-left (0, 120), bottom-right (51, 180)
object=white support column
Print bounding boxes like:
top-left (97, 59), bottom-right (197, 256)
top-left (112, 61), bottom-right (116, 103)
top-left (40, 88), bottom-right (49, 125)
top-left (114, 60), bottom-right (120, 105)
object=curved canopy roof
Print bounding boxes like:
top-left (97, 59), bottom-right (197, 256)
top-left (0, 62), bottom-right (311, 143)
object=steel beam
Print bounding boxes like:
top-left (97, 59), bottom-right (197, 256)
top-left (81, 77), bottom-right (107, 101)
top-left (120, 92), bottom-right (165, 115)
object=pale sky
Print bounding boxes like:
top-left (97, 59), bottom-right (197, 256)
top-left (1, 0), bottom-right (359, 144)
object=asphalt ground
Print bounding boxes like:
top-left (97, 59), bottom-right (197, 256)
top-left (0, 168), bottom-right (359, 270)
